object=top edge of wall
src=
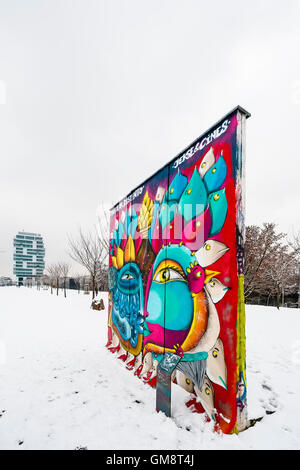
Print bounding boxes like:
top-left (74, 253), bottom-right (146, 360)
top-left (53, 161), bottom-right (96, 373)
top-left (110, 105), bottom-right (251, 211)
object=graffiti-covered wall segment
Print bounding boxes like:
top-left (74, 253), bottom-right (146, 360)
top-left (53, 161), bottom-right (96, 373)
top-left (107, 107), bottom-right (250, 434)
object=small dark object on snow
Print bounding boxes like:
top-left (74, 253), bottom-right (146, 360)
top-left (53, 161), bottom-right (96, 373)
top-left (91, 298), bottom-right (105, 311)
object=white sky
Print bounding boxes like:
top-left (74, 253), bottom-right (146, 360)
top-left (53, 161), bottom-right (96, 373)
top-left (0, 0), bottom-right (299, 277)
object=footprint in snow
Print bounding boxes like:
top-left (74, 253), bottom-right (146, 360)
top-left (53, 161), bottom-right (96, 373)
top-left (260, 380), bottom-right (279, 412)
top-left (262, 383), bottom-right (272, 391)
top-left (281, 426), bottom-right (291, 433)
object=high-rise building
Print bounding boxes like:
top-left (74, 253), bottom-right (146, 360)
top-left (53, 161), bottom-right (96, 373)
top-left (13, 232), bottom-right (45, 285)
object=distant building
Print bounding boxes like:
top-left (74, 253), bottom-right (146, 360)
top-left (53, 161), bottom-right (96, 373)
top-left (13, 232), bottom-right (45, 285)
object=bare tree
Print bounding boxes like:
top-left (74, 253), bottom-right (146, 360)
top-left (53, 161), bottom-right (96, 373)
top-left (96, 264), bottom-right (109, 292)
top-left (245, 223), bottom-right (299, 308)
top-left (263, 246), bottom-right (297, 308)
top-left (47, 264), bottom-right (56, 295)
top-left (48, 263), bottom-right (62, 296)
top-left (68, 229), bottom-right (106, 299)
top-left (42, 274), bottom-right (50, 290)
top-left (96, 202), bottom-right (110, 264)
top-left (244, 223), bottom-right (285, 300)
top-left (59, 262), bottom-right (71, 298)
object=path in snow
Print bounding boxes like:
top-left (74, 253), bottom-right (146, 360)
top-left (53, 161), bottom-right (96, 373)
top-left (0, 287), bottom-right (299, 449)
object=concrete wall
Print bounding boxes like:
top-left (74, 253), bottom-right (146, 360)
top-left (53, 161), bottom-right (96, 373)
top-left (107, 108), bottom-right (249, 433)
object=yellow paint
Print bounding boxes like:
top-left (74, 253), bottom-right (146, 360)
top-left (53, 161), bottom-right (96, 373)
top-left (237, 275), bottom-right (247, 386)
top-left (233, 274), bottom-right (247, 434)
top-left (124, 235), bottom-right (135, 263)
top-left (138, 191), bottom-right (154, 237)
top-left (107, 292), bottom-right (113, 328)
top-left (204, 269), bottom-right (220, 283)
top-left (116, 247), bottom-right (124, 269)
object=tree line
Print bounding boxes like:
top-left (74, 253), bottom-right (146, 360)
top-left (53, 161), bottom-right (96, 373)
top-left (44, 214), bottom-right (300, 309)
top-left (45, 206), bottom-right (109, 298)
top-left (244, 223), bottom-right (300, 308)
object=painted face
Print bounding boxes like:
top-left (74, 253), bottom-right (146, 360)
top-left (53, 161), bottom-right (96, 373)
top-left (206, 338), bottom-right (227, 389)
top-left (112, 262), bottom-right (144, 349)
top-left (145, 245), bottom-right (196, 350)
top-left (117, 264), bottom-right (141, 295)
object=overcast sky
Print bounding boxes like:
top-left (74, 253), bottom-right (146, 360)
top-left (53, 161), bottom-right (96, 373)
top-left (0, 0), bottom-right (299, 277)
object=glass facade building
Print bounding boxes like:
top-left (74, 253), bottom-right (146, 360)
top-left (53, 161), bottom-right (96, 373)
top-left (13, 232), bottom-right (45, 284)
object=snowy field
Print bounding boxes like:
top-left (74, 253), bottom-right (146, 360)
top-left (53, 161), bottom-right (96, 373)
top-left (0, 286), bottom-right (299, 450)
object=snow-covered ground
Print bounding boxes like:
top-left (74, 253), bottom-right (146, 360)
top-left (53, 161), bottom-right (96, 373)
top-left (0, 286), bottom-right (299, 450)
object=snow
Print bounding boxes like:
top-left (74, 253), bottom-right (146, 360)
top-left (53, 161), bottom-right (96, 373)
top-left (0, 286), bottom-right (299, 450)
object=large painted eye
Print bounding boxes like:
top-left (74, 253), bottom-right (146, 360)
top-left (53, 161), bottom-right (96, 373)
top-left (154, 267), bottom-right (185, 283)
top-left (213, 193), bottom-right (220, 201)
top-left (212, 349), bottom-right (218, 358)
top-left (205, 387), bottom-right (211, 395)
top-left (159, 268), bottom-right (170, 282)
top-left (121, 273), bottom-right (134, 281)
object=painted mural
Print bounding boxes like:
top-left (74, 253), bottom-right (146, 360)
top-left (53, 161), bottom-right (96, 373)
top-left (107, 107), bottom-right (250, 434)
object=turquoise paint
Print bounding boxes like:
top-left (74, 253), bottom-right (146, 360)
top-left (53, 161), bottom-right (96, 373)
top-left (208, 188), bottom-right (228, 236)
top-left (178, 168), bottom-right (207, 222)
top-left (182, 352), bottom-right (208, 362)
top-left (204, 154), bottom-right (227, 194)
top-left (147, 279), bottom-right (193, 331)
top-left (152, 244), bottom-right (197, 277)
top-left (159, 201), bottom-right (178, 230)
top-left (167, 171), bottom-right (188, 202)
